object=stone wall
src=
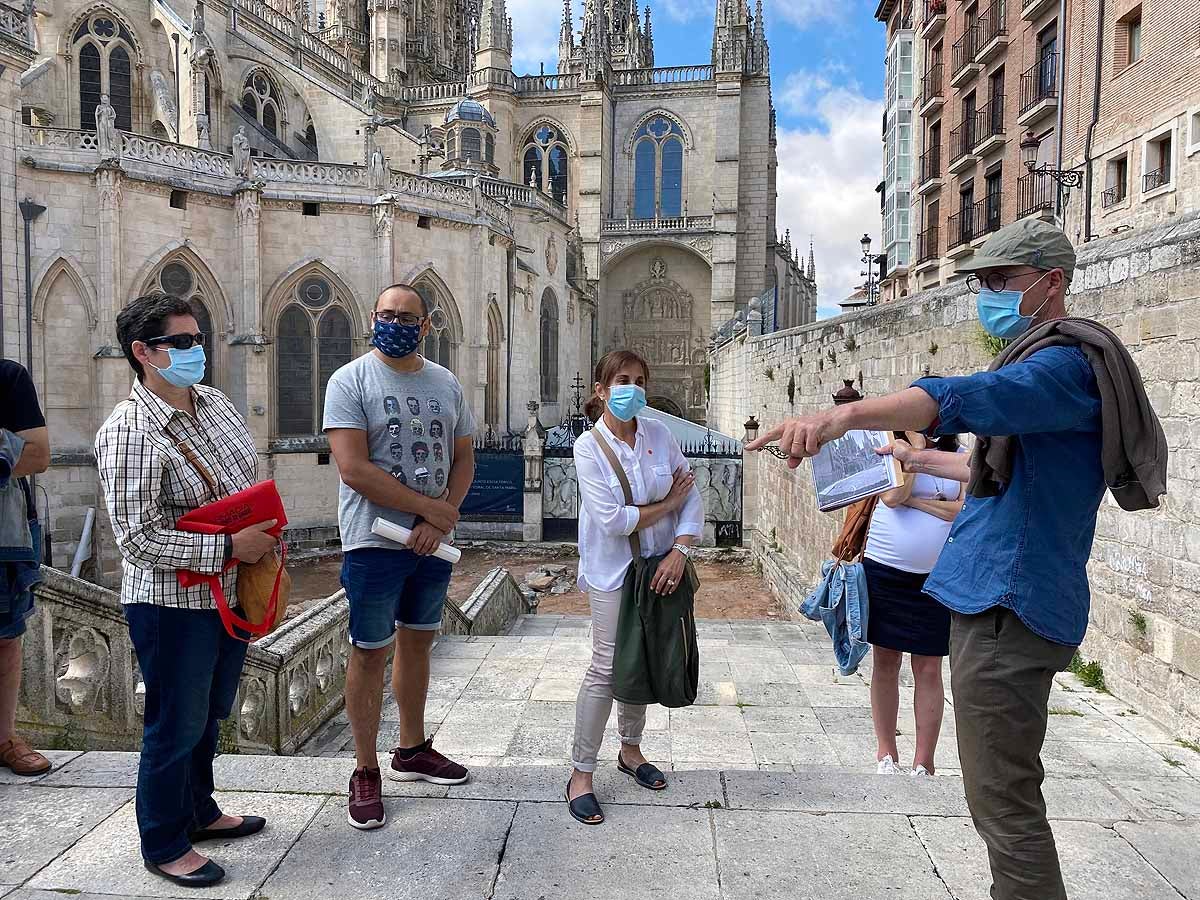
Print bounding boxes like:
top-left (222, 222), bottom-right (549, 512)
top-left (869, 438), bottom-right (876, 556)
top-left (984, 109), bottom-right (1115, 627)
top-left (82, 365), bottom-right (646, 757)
top-left (709, 212), bottom-right (1200, 742)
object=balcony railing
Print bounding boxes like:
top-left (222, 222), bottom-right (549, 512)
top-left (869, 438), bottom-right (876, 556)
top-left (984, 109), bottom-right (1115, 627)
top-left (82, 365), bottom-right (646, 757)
top-left (1102, 182), bottom-right (1128, 208)
top-left (952, 27), bottom-right (980, 78)
top-left (924, 0), bottom-right (948, 25)
top-left (0, 0), bottom-right (32, 47)
top-left (949, 120), bottom-right (977, 165)
top-left (1019, 53), bottom-right (1058, 116)
top-left (920, 63), bottom-right (945, 106)
top-left (916, 225), bottom-right (940, 264)
top-left (920, 146), bottom-right (942, 184)
top-left (974, 96), bottom-right (1005, 148)
top-left (601, 215), bottom-right (713, 234)
top-left (1143, 169), bottom-right (1170, 192)
top-left (978, 1), bottom-right (1008, 48)
top-left (948, 196), bottom-right (1002, 249)
top-left (1017, 170), bottom-right (1055, 218)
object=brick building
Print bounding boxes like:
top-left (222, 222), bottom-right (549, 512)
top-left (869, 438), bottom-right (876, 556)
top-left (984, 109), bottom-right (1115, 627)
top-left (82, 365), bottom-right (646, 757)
top-left (1060, 0), bottom-right (1200, 244)
top-left (898, 0), bottom-right (1065, 291)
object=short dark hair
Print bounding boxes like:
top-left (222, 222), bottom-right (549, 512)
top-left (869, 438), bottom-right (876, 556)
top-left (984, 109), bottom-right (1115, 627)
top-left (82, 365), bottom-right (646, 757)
top-left (377, 283), bottom-right (430, 316)
top-left (116, 292), bottom-right (197, 381)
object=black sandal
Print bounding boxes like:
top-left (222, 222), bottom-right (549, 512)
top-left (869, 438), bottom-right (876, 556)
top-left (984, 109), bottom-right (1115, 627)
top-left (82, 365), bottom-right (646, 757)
top-left (565, 782), bottom-right (605, 825)
top-left (617, 754), bottom-right (668, 791)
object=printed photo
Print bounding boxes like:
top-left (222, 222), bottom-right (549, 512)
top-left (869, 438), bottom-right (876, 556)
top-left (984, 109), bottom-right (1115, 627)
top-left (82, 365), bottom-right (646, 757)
top-left (809, 429), bottom-right (902, 512)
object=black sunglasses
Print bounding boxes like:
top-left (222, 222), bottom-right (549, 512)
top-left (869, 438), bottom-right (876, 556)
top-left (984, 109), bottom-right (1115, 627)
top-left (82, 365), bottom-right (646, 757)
top-left (145, 332), bottom-right (206, 350)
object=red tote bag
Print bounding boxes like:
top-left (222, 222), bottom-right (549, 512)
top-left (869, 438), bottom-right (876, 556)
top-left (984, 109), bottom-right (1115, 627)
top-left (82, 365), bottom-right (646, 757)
top-left (175, 477), bottom-right (290, 641)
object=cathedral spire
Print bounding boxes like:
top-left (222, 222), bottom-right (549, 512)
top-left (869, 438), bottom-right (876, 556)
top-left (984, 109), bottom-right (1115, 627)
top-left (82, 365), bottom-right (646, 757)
top-left (476, 0), bottom-right (513, 58)
top-left (642, 4), bottom-right (655, 66)
top-left (712, 0), bottom-right (750, 73)
top-left (580, 0), bottom-right (611, 79)
top-left (558, 0), bottom-right (575, 68)
top-left (807, 239), bottom-right (817, 282)
top-left (751, 0), bottom-right (769, 73)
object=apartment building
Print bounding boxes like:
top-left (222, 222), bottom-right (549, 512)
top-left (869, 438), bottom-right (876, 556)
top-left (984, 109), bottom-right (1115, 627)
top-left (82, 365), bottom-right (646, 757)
top-left (906, 0), bottom-right (1064, 290)
top-left (876, 0), bottom-right (917, 302)
top-left (1061, 1), bottom-right (1200, 245)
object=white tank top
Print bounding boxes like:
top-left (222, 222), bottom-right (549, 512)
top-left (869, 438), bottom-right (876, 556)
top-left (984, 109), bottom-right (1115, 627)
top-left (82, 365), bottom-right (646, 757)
top-left (864, 460), bottom-right (962, 575)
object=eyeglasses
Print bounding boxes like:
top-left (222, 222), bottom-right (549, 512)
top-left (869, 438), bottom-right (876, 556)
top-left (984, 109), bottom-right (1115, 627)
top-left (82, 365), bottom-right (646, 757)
top-left (965, 271), bottom-right (1043, 294)
top-left (374, 311), bottom-right (425, 327)
top-left (145, 332), bottom-right (206, 350)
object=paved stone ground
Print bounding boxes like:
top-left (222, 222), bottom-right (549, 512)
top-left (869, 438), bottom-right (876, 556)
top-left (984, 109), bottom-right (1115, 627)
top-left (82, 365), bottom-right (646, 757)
top-left (3, 616), bottom-right (1199, 899)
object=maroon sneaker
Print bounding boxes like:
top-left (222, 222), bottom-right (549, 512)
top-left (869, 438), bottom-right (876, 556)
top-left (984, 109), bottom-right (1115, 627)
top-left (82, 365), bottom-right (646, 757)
top-left (388, 738), bottom-right (469, 785)
top-left (347, 766), bottom-right (386, 830)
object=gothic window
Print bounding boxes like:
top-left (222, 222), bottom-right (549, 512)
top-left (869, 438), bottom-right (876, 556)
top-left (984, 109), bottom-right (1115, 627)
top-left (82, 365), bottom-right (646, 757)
top-left (151, 259), bottom-right (217, 387)
top-left (413, 280), bottom-right (459, 370)
top-left (445, 130), bottom-right (456, 160)
top-left (540, 288), bottom-right (559, 403)
top-left (485, 302), bottom-right (504, 426)
top-left (485, 132), bottom-right (495, 165)
top-left (73, 11), bottom-right (137, 132)
top-left (461, 128), bottom-right (481, 162)
top-left (630, 114), bottom-right (687, 219)
top-left (520, 124), bottom-right (571, 206)
top-left (274, 274), bottom-right (354, 436)
top-left (303, 115), bottom-right (318, 156)
top-left (241, 70), bottom-right (283, 139)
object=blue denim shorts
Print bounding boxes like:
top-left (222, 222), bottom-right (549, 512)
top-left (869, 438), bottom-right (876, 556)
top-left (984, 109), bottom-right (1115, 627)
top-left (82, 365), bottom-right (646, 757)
top-left (0, 588), bottom-right (35, 640)
top-left (340, 548), bottom-right (452, 649)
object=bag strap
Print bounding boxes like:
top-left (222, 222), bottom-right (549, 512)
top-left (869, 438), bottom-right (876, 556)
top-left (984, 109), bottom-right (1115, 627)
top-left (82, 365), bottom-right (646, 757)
top-left (591, 428), bottom-right (642, 560)
top-left (174, 439), bottom-right (220, 499)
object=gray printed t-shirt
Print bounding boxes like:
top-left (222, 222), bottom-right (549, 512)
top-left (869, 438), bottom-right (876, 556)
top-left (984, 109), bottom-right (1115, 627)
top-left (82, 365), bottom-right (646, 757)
top-left (323, 353), bottom-right (476, 551)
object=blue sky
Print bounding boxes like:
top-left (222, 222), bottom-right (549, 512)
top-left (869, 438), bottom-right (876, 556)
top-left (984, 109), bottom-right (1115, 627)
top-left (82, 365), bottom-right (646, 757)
top-left (506, 0), bottom-right (887, 317)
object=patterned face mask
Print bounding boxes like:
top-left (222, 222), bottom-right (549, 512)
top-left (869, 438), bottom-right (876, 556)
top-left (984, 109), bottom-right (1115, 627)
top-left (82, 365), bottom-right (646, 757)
top-left (371, 318), bottom-right (421, 358)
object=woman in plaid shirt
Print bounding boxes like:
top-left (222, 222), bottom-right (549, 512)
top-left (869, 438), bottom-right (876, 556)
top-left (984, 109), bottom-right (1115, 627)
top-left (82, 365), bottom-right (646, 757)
top-left (95, 293), bottom-right (278, 889)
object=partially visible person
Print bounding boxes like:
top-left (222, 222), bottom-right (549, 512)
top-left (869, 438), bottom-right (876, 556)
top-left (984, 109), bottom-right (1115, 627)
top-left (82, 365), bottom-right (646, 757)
top-left (747, 218), bottom-right (1166, 900)
top-left (325, 283), bottom-right (476, 832)
top-left (865, 429), bottom-right (964, 777)
top-left (95, 293), bottom-right (274, 889)
top-left (565, 351), bottom-right (703, 825)
top-left (0, 358), bottom-right (51, 777)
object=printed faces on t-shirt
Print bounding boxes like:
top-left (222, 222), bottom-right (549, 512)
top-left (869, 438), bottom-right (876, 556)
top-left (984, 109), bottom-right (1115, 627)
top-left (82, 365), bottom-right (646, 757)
top-left (381, 393), bottom-right (449, 494)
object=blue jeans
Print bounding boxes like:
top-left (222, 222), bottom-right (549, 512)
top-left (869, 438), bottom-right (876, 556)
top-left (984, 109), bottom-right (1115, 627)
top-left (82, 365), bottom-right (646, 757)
top-left (124, 603), bottom-right (249, 865)
top-left (340, 548), bottom-right (452, 649)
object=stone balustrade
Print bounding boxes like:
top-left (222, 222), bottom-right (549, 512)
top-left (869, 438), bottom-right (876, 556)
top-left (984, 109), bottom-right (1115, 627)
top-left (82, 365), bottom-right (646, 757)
top-left (16, 568), bottom-right (351, 755)
top-left (0, 0), bottom-right (32, 48)
top-left (514, 73), bottom-right (581, 94)
top-left (611, 65), bottom-right (715, 87)
top-left (601, 214), bottom-right (714, 234)
top-left (252, 156), bottom-right (366, 187)
top-left (398, 81), bottom-right (468, 103)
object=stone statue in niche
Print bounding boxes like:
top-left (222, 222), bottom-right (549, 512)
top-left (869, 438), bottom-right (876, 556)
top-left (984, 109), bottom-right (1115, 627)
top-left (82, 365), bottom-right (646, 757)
top-left (196, 115), bottom-right (212, 150)
top-left (232, 126), bottom-right (251, 180)
top-left (95, 94), bottom-right (120, 162)
top-left (368, 145), bottom-right (388, 193)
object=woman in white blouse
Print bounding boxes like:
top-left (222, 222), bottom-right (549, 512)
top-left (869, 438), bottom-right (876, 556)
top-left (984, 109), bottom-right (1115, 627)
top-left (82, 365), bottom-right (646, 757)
top-left (565, 350), bottom-right (705, 825)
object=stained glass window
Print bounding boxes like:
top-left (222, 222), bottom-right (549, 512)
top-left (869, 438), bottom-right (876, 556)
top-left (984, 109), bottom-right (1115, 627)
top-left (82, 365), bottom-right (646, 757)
top-left (661, 138), bottom-right (683, 217)
top-left (276, 305), bottom-right (314, 436)
top-left (79, 43), bottom-right (102, 132)
top-left (461, 128), bottom-right (481, 162)
top-left (634, 139), bottom-right (656, 218)
top-left (317, 307), bottom-right (352, 423)
top-left (540, 289), bottom-right (559, 402)
top-left (523, 146), bottom-right (542, 188)
top-left (548, 145), bottom-right (568, 205)
top-left (109, 47), bottom-right (132, 131)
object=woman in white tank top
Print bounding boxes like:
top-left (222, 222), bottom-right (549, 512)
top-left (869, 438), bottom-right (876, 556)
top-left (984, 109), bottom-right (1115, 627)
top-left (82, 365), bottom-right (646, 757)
top-left (863, 431), bottom-right (965, 778)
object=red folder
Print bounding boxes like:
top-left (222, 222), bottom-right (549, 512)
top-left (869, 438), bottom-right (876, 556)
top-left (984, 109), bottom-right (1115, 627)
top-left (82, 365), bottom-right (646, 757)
top-left (175, 480), bottom-right (288, 638)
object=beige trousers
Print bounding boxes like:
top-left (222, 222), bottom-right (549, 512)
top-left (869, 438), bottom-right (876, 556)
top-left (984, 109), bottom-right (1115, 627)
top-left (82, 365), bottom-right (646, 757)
top-left (570, 588), bottom-right (647, 773)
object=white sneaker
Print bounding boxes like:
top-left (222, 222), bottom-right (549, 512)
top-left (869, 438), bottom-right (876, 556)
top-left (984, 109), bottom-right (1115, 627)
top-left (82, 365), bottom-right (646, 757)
top-left (911, 765), bottom-right (931, 778)
top-left (876, 755), bottom-right (901, 775)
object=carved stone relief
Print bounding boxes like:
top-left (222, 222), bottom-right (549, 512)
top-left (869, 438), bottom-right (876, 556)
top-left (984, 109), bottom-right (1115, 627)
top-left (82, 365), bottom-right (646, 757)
top-left (54, 625), bottom-right (111, 713)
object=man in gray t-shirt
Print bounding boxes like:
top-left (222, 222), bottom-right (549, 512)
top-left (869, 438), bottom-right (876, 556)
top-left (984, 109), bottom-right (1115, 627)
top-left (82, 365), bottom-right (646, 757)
top-left (324, 283), bottom-right (476, 831)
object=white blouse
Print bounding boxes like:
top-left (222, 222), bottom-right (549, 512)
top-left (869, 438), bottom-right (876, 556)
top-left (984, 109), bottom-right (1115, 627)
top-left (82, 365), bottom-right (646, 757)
top-left (573, 417), bottom-right (705, 593)
top-left (864, 451), bottom-right (964, 575)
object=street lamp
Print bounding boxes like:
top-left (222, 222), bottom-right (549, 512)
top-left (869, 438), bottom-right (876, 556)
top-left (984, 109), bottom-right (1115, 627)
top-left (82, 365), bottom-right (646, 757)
top-left (1021, 130), bottom-right (1083, 214)
top-left (859, 233), bottom-right (881, 306)
top-left (743, 416), bottom-right (760, 445)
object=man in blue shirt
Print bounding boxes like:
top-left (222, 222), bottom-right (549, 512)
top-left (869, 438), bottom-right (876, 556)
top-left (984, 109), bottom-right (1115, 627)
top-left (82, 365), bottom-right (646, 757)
top-left (749, 219), bottom-right (1164, 900)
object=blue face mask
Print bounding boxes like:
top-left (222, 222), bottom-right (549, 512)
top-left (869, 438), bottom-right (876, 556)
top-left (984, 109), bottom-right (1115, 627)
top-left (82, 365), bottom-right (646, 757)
top-left (149, 345), bottom-right (206, 388)
top-left (372, 319), bottom-right (421, 359)
top-left (976, 271), bottom-right (1052, 340)
top-left (606, 384), bottom-right (647, 422)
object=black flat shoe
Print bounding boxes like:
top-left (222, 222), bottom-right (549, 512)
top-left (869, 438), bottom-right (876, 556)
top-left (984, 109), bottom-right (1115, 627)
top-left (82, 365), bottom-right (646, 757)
top-left (617, 754), bottom-right (667, 791)
top-left (190, 815), bottom-right (266, 843)
top-left (565, 783), bottom-right (605, 825)
top-left (144, 859), bottom-right (226, 888)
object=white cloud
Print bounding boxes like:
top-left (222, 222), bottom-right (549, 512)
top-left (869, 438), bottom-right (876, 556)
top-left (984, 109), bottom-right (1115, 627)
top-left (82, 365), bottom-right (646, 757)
top-left (508, 0), bottom-right (570, 73)
top-left (774, 81), bottom-right (883, 316)
top-left (766, 0), bottom-right (842, 29)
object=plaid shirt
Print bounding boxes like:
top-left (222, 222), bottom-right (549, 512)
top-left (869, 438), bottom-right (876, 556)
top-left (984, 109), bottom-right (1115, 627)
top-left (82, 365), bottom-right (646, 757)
top-left (94, 379), bottom-right (258, 608)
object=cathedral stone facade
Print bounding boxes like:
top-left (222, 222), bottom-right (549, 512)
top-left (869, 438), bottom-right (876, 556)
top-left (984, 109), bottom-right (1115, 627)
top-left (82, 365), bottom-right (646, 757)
top-left (0, 0), bottom-right (814, 578)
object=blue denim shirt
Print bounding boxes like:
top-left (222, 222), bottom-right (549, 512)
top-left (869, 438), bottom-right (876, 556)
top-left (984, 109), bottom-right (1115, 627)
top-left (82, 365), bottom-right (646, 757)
top-left (914, 345), bottom-right (1104, 647)
top-left (802, 559), bottom-right (870, 676)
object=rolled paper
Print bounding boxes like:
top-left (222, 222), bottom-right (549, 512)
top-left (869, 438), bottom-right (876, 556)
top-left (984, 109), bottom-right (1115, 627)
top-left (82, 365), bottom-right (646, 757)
top-left (370, 517), bottom-right (462, 564)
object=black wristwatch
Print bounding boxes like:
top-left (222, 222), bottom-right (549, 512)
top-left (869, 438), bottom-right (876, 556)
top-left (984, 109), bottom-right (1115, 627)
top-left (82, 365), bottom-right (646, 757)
top-left (223, 533), bottom-right (234, 563)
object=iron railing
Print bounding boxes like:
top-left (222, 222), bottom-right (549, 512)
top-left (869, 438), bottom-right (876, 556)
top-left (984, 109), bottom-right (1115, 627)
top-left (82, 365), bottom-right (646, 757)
top-left (920, 146), bottom-right (942, 184)
top-left (1143, 169), bottom-right (1170, 192)
top-left (1102, 182), bottom-right (1128, 208)
top-left (978, 1), bottom-right (1008, 48)
top-left (924, 0), bottom-right (947, 25)
top-left (952, 26), bottom-right (980, 78)
top-left (949, 120), bottom-right (977, 165)
top-left (974, 96), bottom-right (1005, 147)
top-left (948, 196), bottom-right (1002, 249)
top-left (916, 225), bottom-right (940, 264)
top-left (920, 63), bottom-right (945, 106)
top-left (1017, 170), bottom-right (1055, 218)
top-left (1019, 52), bottom-right (1058, 115)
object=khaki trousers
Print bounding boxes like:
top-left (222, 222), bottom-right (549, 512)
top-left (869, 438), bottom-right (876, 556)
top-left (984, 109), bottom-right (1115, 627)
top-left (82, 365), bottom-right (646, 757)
top-left (571, 588), bottom-right (647, 773)
top-left (951, 607), bottom-right (1076, 900)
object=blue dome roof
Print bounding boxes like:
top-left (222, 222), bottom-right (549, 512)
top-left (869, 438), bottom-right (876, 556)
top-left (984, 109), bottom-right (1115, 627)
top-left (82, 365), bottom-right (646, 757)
top-left (445, 98), bottom-right (495, 127)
